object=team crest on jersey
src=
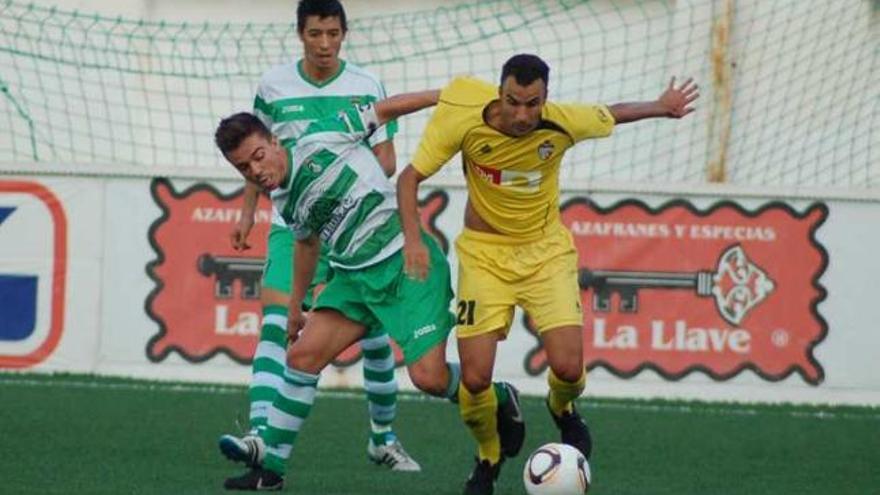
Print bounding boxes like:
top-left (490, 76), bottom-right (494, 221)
top-left (538, 140), bottom-right (555, 160)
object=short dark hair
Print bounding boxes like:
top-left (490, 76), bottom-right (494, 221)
top-left (500, 54), bottom-right (550, 87)
top-left (214, 112), bottom-right (271, 156)
top-left (297, 0), bottom-right (348, 34)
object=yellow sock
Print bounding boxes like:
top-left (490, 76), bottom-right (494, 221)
top-left (458, 385), bottom-right (501, 464)
top-left (547, 369), bottom-right (586, 417)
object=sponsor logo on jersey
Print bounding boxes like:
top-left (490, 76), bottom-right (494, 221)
top-left (524, 198), bottom-right (829, 384)
top-left (320, 196), bottom-right (359, 242)
top-left (472, 162), bottom-right (542, 192)
top-left (282, 104), bottom-right (305, 113)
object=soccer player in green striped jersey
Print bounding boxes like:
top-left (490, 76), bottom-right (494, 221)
top-left (225, 0), bottom-right (417, 483)
top-left (214, 92), bottom-right (468, 490)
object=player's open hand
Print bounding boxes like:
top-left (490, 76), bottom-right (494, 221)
top-left (230, 216), bottom-right (254, 251)
top-left (659, 77), bottom-right (699, 118)
top-left (403, 238), bottom-right (430, 281)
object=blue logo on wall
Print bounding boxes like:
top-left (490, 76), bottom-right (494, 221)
top-left (0, 207), bottom-right (38, 341)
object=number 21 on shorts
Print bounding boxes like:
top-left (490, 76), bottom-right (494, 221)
top-left (456, 299), bottom-right (476, 326)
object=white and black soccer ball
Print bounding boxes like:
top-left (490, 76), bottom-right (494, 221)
top-left (523, 443), bottom-right (591, 495)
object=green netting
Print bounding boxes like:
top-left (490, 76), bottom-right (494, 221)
top-left (0, 0), bottom-right (877, 188)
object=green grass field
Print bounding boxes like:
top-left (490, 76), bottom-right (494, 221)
top-left (1, 373), bottom-right (878, 494)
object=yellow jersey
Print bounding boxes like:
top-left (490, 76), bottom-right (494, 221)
top-left (411, 77), bottom-right (615, 239)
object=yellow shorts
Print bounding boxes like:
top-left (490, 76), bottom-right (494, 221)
top-left (454, 224), bottom-right (583, 339)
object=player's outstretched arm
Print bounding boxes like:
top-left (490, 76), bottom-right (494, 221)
top-left (374, 90), bottom-right (440, 126)
top-left (608, 77), bottom-right (699, 124)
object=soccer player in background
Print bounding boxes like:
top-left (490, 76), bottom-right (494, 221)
top-left (214, 92), bottom-right (519, 491)
top-left (221, 0), bottom-right (420, 483)
top-left (397, 54), bottom-right (699, 495)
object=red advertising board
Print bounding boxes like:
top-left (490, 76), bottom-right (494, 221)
top-left (146, 179), bottom-right (447, 366)
top-left (525, 198), bottom-right (828, 384)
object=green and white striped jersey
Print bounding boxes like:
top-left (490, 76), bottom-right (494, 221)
top-left (253, 59), bottom-right (397, 227)
top-left (271, 103), bottom-right (402, 270)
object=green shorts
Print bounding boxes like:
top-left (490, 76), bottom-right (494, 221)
top-left (261, 224), bottom-right (331, 309)
top-left (313, 232), bottom-right (455, 364)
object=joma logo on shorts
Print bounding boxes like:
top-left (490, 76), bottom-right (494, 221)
top-left (413, 324), bottom-right (436, 338)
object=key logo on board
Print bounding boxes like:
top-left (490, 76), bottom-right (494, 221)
top-left (523, 198), bottom-right (829, 384)
top-left (146, 179), bottom-right (274, 363)
top-left (0, 181), bottom-right (67, 368)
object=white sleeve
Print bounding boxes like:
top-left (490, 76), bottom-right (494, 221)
top-left (253, 79), bottom-right (273, 128)
top-left (355, 102), bottom-right (381, 137)
top-left (334, 103), bottom-right (380, 143)
top-left (366, 82), bottom-right (390, 147)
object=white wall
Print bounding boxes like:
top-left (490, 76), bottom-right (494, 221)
top-left (3, 175), bottom-right (880, 406)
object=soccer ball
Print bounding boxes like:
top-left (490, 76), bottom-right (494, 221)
top-left (523, 443), bottom-right (591, 495)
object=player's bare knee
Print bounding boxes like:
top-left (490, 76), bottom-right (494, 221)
top-left (461, 369), bottom-right (492, 394)
top-left (406, 347), bottom-right (450, 396)
top-left (409, 367), bottom-right (446, 397)
top-left (550, 361), bottom-right (584, 383)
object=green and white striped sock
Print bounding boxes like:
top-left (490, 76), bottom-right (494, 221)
top-left (360, 332), bottom-right (398, 446)
top-left (262, 367), bottom-right (319, 476)
top-left (248, 305), bottom-right (288, 433)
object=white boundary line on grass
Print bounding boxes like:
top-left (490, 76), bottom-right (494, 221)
top-left (3, 377), bottom-right (879, 422)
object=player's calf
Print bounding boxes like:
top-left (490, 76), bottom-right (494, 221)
top-left (406, 346), bottom-right (452, 398)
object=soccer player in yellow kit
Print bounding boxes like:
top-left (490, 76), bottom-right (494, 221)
top-left (397, 54), bottom-right (698, 495)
